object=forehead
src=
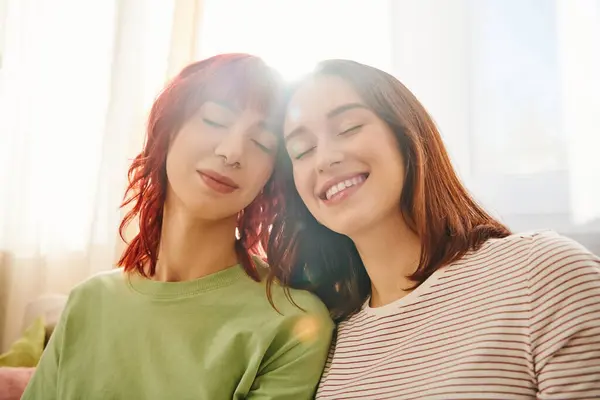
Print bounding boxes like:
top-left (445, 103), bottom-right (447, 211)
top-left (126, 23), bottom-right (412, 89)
top-left (201, 101), bottom-right (267, 119)
top-left (285, 75), bottom-right (363, 129)
top-left (190, 62), bottom-right (283, 124)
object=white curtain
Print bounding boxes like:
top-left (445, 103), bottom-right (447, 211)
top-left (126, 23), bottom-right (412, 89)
top-left (0, 0), bottom-right (202, 350)
top-left (199, 0), bottom-right (600, 247)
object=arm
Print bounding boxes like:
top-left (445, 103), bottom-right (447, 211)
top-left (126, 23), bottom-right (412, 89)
top-left (20, 295), bottom-right (72, 400)
top-left (248, 311), bottom-right (334, 400)
top-left (527, 232), bottom-right (600, 399)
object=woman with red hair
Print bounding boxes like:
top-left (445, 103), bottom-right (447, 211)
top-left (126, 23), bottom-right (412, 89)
top-left (269, 59), bottom-right (600, 399)
top-left (23, 54), bottom-right (333, 399)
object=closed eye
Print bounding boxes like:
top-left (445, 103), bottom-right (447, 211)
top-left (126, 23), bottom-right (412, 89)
top-left (252, 139), bottom-right (274, 154)
top-left (339, 124), bottom-right (363, 135)
top-left (293, 146), bottom-right (316, 160)
top-left (202, 118), bottom-right (227, 128)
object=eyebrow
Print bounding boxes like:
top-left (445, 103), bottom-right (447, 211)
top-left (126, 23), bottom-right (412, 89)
top-left (205, 101), bottom-right (277, 137)
top-left (258, 120), bottom-right (278, 138)
top-left (208, 100), bottom-right (239, 113)
top-left (284, 102), bottom-right (369, 143)
top-left (284, 126), bottom-right (307, 144)
top-left (326, 102), bottom-right (369, 118)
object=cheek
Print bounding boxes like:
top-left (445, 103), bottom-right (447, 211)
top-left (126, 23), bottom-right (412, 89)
top-left (165, 139), bottom-right (187, 182)
top-left (257, 162), bottom-right (275, 187)
top-left (244, 157), bottom-right (275, 194)
top-left (168, 132), bottom-right (201, 169)
top-left (176, 123), bottom-right (218, 157)
top-left (292, 166), bottom-right (315, 204)
top-left (362, 125), bottom-right (405, 179)
top-left (372, 147), bottom-right (406, 204)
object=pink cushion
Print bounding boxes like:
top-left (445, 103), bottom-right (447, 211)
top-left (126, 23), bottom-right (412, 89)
top-left (0, 367), bottom-right (35, 400)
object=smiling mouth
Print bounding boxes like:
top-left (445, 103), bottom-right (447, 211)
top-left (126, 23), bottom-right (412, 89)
top-left (320, 173), bottom-right (369, 202)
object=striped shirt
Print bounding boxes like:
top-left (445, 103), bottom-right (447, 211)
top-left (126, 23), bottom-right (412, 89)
top-left (316, 231), bottom-right (600, 399)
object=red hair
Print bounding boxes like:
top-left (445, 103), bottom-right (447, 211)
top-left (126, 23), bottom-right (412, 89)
top-left (118, 54), bottom-right (284, 281)
top-left (267, 60), bottom-right (511, 320)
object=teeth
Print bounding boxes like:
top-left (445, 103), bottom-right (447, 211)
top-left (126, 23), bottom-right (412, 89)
top-left (325, 175), bottom-right (366, 200)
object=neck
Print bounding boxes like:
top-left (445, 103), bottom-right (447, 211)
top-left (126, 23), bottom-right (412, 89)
top-left (153, 197), bottom-right (238, 282)
top-left (351, 211), bottom-right (421, 308)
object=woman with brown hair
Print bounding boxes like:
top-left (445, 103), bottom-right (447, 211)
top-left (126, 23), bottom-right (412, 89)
top-left (269, 59), bottom-right (600, 399)
top-left (21, 54), bottom-right (333, 399)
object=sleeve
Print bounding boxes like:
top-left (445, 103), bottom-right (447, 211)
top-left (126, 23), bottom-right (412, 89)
top-left (20, 293), bottom-right (74, 400)
top-left (247, 306), bottom-right (334, 400)
top-left (526, 231), bottom-right (600, 399)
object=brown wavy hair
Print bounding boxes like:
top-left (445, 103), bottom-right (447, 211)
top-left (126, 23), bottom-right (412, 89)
top-left (267, 59), bottom-right (511, 321)
top-left (118, 54), bottom-right (284, 281)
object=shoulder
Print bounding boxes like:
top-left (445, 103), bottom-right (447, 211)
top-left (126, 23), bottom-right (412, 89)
top-left (261, 280), bottom-right (333, 336)
top-left (63, 269), bottom-right (126, 310)
top-left (522, 232), bottom-right (600, 368)
top-left (240, 260), bottom-right (334, 343)
top-left (269, 285), bottom-right (334, 351)
top-left (468, 230), bottom-right (596, 261)
top-left (247, 256), bottom-right (332, 321)
top-left (42, 269), bottom-right (126, 331)
top-left (231, 272), bottom-right (334, 365)
top-left (475, 230), bottom-right (546, 252)
top-left (70, 268), bottom-right (126, 296)
top-left (272, 284), bottom-right (331, 318)
top-left (523, 230), bottom-right (599, 271)
top-left (473, 230), bottom-right (599, 271)
top-left (520, 230), bottom-right (600, 287)
top-left (489, 229), bottom-right (595, 252)
top-left (452, 231), bottom-right (599, 289)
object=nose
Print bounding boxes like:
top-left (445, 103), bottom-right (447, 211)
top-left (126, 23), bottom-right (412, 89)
top-left (214, 131), bottom-right (244, 168)
top-left (315, 141), bottom-right (344, 173)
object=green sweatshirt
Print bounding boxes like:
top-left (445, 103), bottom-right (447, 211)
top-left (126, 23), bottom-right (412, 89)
top-left (21, 264), bottom-right (333, 399)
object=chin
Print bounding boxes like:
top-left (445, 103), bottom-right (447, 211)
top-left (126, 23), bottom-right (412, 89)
top-left (320, 216), bottom-right (367, 238)
top-left (182, 200), bottom-right (234, 221)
